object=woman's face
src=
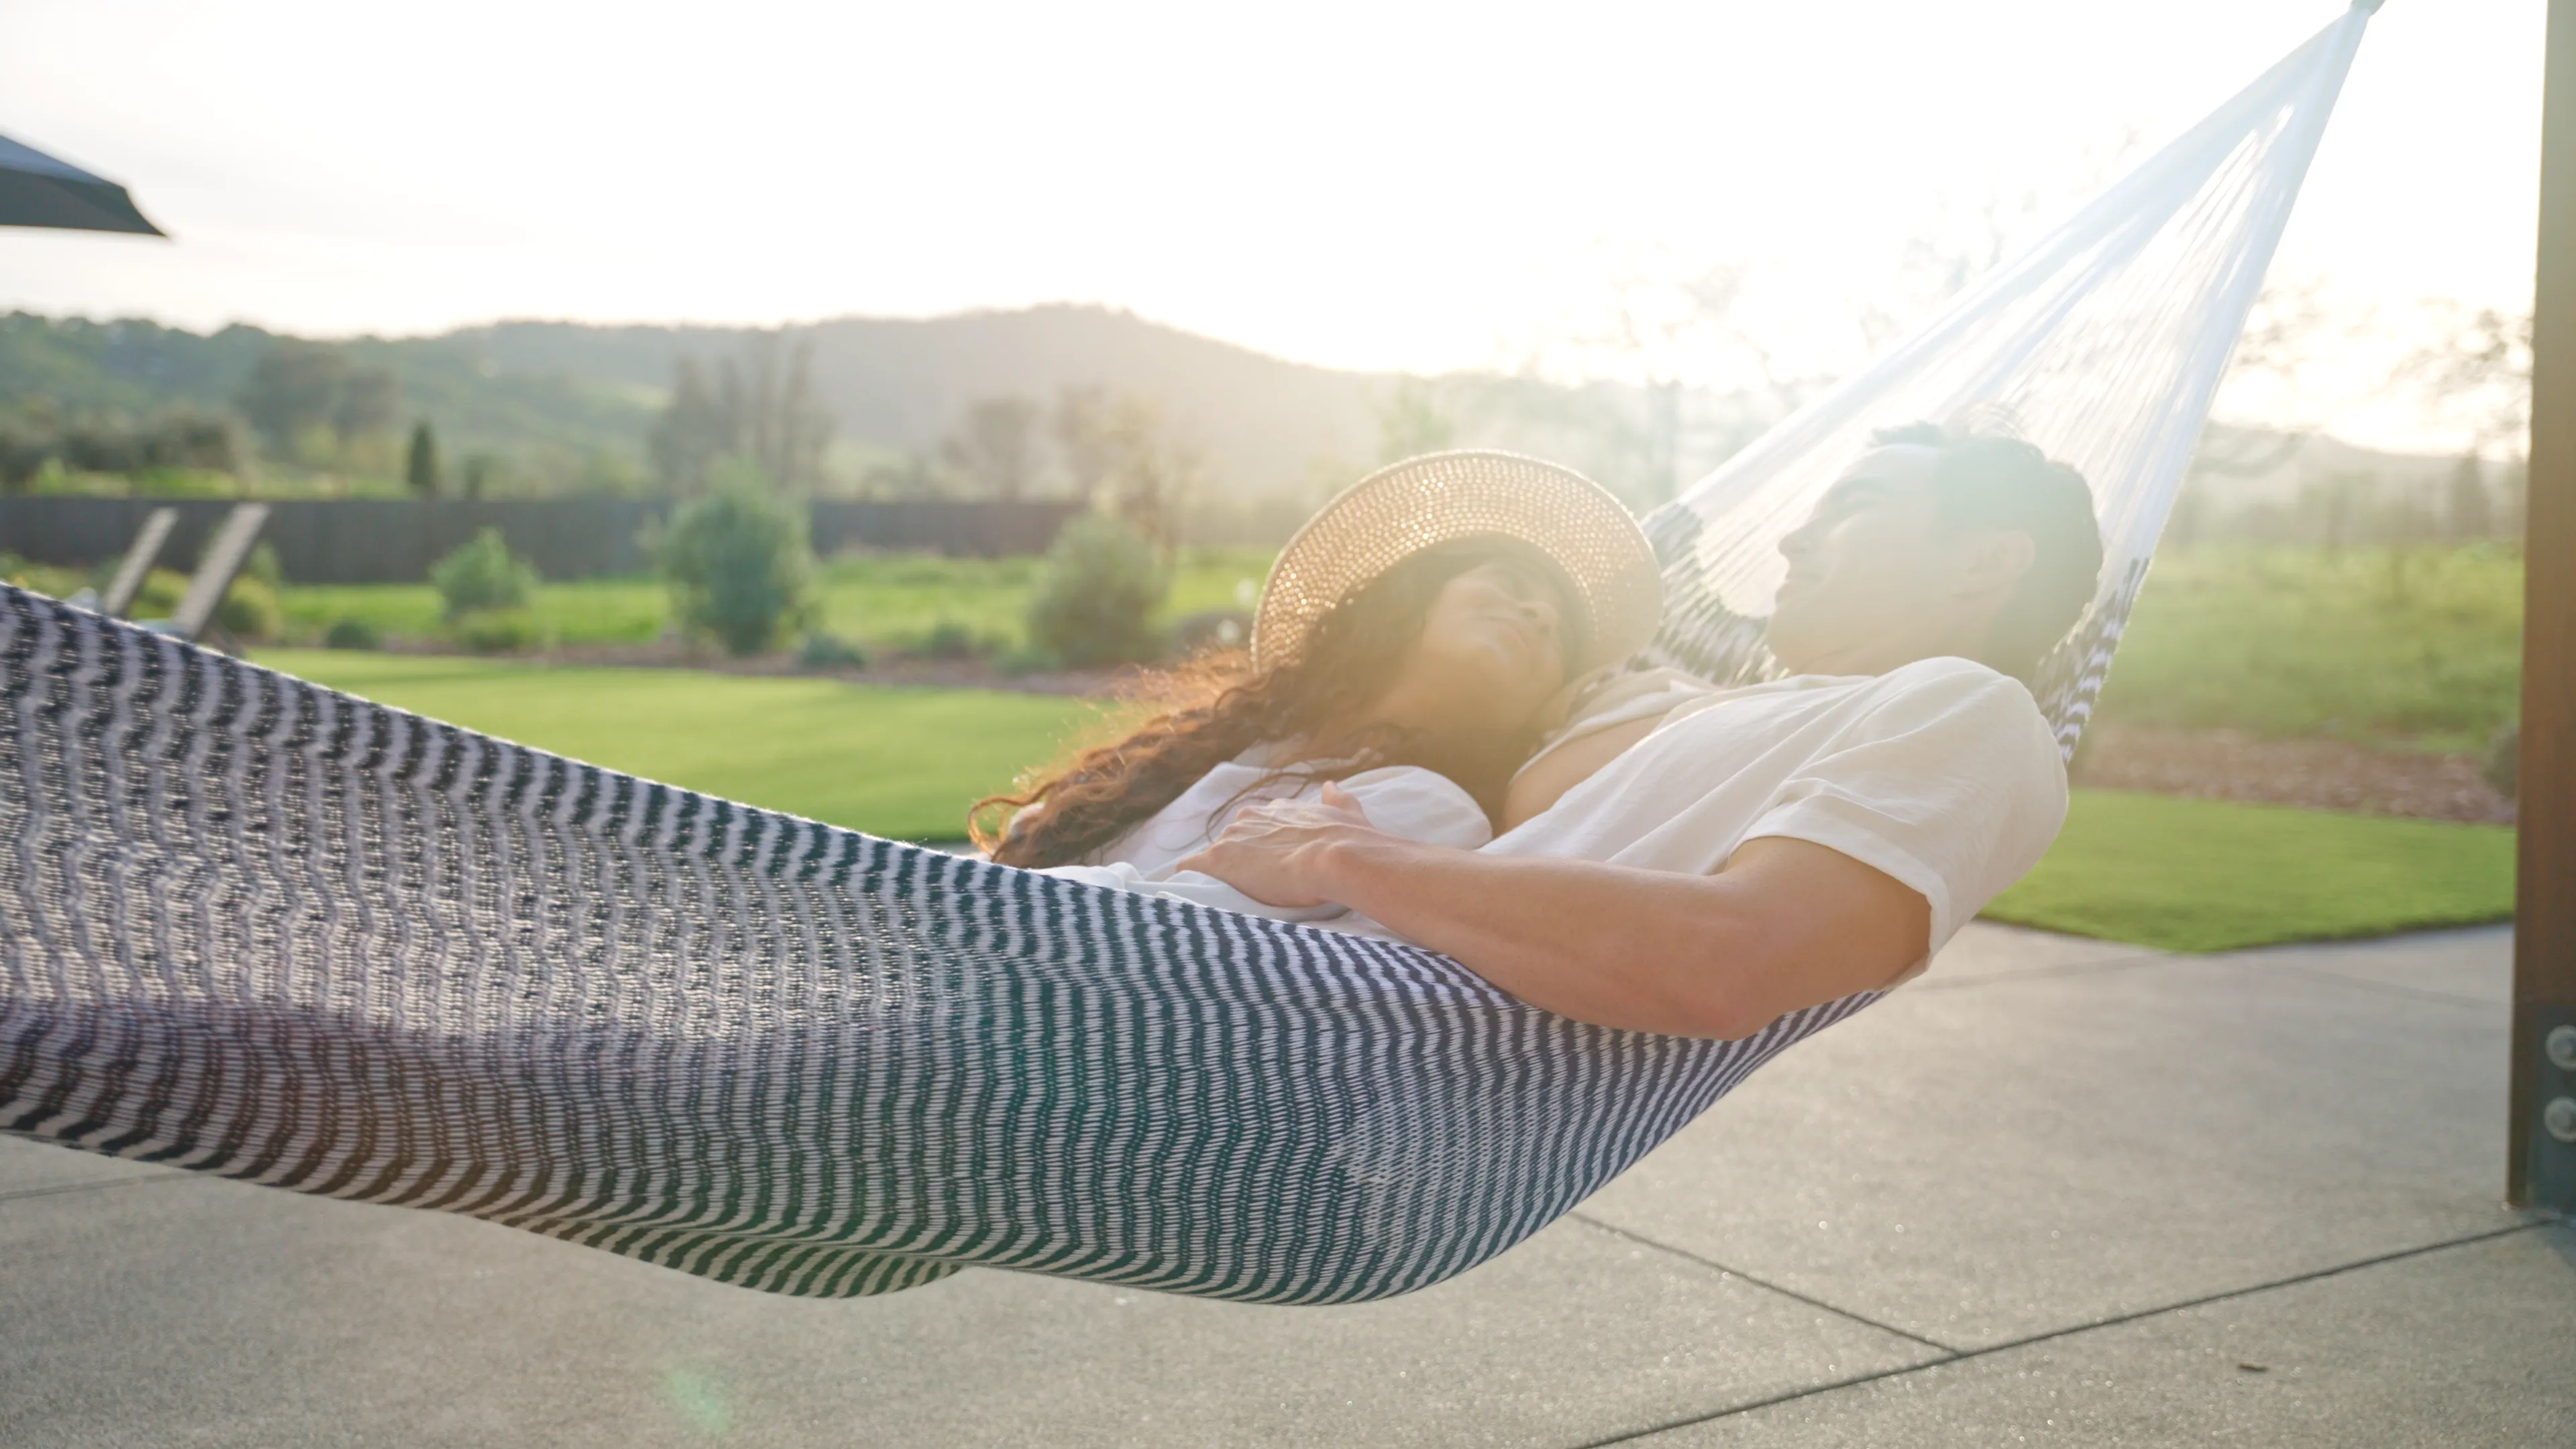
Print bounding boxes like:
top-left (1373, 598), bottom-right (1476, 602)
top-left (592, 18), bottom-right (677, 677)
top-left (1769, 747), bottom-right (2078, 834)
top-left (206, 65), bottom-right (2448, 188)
top-left (1383, 557), bottom-right (1573, 736)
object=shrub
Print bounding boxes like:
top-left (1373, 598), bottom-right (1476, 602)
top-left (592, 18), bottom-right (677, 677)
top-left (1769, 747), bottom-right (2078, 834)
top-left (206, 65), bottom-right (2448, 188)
top-left (449, 608), bottom-right (544, 654)
top-left (324, 617), bottom-right (382, 651)
top-left (655, 464), bottom-right (816, 656)
top-left (2485, 723), bottom-right (2518, 799)
top-left (131, 568), bottom-right (187, 619)
top-left (914, 619), bottom-right (985, 660)
top-left (431, 527), bottom-right (538, 620)
top-left (798, 631), bottom-right (869, 671)
top-left (1025, 513), bottom-right (1170, 667)
top-left (216, 575), bottom-right (282, 641)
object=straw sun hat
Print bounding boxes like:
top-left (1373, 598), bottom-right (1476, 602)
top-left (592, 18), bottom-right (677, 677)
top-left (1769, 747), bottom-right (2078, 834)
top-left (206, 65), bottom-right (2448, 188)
top-left (1251, 450), bottom-right (1664, 676)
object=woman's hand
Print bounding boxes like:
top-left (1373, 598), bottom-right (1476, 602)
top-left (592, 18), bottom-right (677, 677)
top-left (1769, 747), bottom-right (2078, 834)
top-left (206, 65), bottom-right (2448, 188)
top-left (1175, 782), bottom-right (1384, 909)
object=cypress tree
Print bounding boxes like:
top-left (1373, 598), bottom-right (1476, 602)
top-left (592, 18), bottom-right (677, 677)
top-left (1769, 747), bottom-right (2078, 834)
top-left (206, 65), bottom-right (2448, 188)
top-left (405, 421), bottom-right (441, 498)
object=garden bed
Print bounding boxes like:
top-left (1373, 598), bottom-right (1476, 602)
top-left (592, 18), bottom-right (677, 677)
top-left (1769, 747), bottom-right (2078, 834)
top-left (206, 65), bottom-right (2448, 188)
top-left (2072, 726), bottom-right (2513, 824)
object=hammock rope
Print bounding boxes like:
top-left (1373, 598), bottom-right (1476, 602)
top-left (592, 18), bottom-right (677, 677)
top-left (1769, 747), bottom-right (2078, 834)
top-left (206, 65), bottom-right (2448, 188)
top-left (0, 5), bottom-right (2371, 1303)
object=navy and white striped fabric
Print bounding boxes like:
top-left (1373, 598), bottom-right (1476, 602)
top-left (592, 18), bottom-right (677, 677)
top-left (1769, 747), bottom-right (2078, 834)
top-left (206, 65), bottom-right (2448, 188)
top-left (0, 588), bottom-right (1873, 1301)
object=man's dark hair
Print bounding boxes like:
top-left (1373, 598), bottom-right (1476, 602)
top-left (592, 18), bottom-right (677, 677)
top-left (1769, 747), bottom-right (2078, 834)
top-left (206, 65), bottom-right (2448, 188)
top-left (1870, 421), bottom-right (2104, 680)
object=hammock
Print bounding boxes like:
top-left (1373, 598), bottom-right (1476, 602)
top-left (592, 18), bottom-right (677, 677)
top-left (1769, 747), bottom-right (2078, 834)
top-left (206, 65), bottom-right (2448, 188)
top-left (0, 6), bottom-right (2370, 1304)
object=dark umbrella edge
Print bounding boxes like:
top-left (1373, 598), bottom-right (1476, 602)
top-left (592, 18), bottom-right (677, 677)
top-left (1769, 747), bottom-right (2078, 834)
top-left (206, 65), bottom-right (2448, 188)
top-left (0, 170), bottom-right (165, 236)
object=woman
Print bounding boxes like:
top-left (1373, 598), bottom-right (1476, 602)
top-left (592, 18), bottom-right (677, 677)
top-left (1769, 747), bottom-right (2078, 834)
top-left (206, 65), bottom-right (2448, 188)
top-left (973, 450), bottom-right (1665, 926)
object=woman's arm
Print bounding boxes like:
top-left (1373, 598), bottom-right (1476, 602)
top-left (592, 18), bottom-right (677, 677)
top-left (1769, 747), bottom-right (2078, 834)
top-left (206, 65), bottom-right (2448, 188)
top-left (1177, 786), bottom-right (1927, 1039)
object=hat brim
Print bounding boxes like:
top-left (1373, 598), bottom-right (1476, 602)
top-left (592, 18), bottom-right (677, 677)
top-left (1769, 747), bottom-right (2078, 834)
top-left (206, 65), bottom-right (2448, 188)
top-left (1253, 450), bottom-right (1663, 676)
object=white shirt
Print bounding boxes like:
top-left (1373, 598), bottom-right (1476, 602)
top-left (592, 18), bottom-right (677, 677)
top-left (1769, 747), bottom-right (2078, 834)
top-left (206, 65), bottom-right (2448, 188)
top-left (1034, 743), bottom-right (1493, 924)
top-left (1452, 655), bottom-right (2068, 979)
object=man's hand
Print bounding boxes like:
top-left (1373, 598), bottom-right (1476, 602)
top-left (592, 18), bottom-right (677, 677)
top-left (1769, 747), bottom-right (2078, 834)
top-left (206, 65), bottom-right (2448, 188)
top-left (1175, 782), bottom-right (1381, 909)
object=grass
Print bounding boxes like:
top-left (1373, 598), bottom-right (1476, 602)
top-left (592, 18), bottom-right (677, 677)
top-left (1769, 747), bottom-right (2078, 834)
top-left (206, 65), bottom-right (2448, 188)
top-left (2097, 542), bottom-right (2522, 751)
top-left (254, 649), bottom-right (1100, 842)
top-left (1980, 788), bottom-right (2516, 953)
top-left (271, 541), bottom-right (2528, 750)
top-left (244, 657), bottom-right (2524, 956)
top-left (276, 547), bottom-right (1276, 655)
top-left (254, 536), bottom-right (2534, 957)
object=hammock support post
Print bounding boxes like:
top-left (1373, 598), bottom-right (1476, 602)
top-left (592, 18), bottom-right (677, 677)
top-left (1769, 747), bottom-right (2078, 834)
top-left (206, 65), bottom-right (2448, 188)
top-left (2511, 0), bottom-right (2576, 1216)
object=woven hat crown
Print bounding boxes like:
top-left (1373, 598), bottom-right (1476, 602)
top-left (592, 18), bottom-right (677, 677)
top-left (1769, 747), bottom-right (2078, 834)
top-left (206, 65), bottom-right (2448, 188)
top-left (1253, 450), bottom-right (1662, 674)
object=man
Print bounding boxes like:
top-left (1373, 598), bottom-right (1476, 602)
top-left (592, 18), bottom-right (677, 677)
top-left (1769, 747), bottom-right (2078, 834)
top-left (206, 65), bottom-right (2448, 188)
top-left (1180, 422), bottom-right (2105, 1039)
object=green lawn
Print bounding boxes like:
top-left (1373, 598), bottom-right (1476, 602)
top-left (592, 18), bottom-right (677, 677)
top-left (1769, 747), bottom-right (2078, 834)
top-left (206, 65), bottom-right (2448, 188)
top-left (244, 657), bottom-right (2520, 951)
top-left (1982, 788), bottom-right (2516, 953)
top-left (254, 650), bottom-right (1099, 842)
top-left (2098, 543), bottom-right (2522, 751)
top-left (277, 547), bottom-right (1276, 655)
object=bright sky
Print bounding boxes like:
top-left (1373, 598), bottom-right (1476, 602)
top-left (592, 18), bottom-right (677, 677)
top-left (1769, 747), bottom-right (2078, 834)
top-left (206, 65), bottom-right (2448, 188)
top-left (0, 0), bottom-right (2546, 451)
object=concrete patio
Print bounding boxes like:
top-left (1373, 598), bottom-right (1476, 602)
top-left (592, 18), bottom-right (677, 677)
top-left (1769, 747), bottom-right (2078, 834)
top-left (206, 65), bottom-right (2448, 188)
top-left (3, 921), bottom-right (2567, 1447)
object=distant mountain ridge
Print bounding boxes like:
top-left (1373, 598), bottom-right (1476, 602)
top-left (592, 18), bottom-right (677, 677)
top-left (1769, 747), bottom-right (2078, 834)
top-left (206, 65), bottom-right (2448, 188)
top-left (0, 304), bottom-right (2477, 518)
top-left (0, 304), bottom-right (1391, 499)
top-left (458, 305), bottom-right (1390, 497)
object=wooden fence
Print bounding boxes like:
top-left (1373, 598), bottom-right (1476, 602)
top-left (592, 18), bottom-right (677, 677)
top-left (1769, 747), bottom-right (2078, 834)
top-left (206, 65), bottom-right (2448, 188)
top-left (0, 497), bottom-right (1087, 584)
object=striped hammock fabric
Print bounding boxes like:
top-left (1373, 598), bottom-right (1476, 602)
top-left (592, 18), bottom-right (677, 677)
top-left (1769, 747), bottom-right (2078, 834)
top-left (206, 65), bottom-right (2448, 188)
top-left (0, 5), bottom-right (2369, 1302)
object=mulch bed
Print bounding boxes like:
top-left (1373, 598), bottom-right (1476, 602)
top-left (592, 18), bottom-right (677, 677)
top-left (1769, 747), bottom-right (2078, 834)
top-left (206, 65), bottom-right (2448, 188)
top-left (2072, 726), bottom-right (2514, 825)
top-left (386, 637), bottom-right (1131, 698)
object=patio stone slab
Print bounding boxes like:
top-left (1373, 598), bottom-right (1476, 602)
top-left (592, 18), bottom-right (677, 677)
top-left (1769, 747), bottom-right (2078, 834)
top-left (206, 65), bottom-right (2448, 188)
top-left (0, 1132), bottom-right (180, 1198)
top-left (2221, 923), bottom-right (2513, 1006)
top-left (0, 1160), bottom-right (1933, 1449)
top-left (1638, 1223), bottom-right (2576, 1448)
top-left (1578, 947), bottom-right (2515, 1348)
top-left (1928, 920), bottom-right (2166, 982)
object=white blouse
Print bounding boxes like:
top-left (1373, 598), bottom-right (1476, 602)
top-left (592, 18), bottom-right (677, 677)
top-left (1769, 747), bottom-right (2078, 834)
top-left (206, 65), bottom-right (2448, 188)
top-left (1032, 741), bottom-right (1494, 925)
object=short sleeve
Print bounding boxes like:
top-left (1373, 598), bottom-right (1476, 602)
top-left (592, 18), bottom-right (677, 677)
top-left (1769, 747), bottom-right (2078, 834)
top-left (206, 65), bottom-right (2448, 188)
top-left (1737, 659), bottom-right (2068, 976)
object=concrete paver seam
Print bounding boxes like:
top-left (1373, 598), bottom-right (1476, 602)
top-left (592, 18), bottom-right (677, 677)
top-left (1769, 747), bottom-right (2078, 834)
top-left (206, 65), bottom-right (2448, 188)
top-left (1565, 1211), bottom-right (1962, 1354)
top-left (2259, 961), bottom-right (2508, 1011)
top-left (1908, 951), bottom-right (2174, 993)
top-left (1562, 1219), bottom-right (2555, 1449)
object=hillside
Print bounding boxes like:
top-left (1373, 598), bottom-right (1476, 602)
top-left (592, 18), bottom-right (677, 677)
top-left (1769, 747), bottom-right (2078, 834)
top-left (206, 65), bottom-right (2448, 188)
top-left (0, 305), bottom-right (2488, 523)
top-left (455, 306), bottom-right (1390, 498)
top-left (0, 305), bottom-right (1397, 500)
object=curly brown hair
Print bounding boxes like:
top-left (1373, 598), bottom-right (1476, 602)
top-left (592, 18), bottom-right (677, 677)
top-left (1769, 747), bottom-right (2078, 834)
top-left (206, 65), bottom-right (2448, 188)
top-left (971, 540), bottom-right (1574, 869)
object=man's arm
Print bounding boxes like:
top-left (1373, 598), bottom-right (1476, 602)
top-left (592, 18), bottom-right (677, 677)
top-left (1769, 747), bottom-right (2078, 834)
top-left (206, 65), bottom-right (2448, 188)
top-left (1176, 787), bottom-right (1929, 1039)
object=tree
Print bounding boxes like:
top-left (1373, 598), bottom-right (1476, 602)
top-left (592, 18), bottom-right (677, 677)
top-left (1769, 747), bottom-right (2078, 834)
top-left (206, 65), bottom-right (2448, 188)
top-left (405, 422), bottom-right (441, 497)
top-left (1050, 389), bottom-right (1199, 559)
top-left (2401, 304), bottom-right (2533, 455)
top-left (2306, 471), bottom-right (2377, 555)
top-left (2443, 452), bottom-right (2492, 541)
top-left (647, 336), bottom-right (837, 495)
top-left (940, 396), bottom-right (1044, 500)
top-left (1373, 379), bottom-right (1455, 464)
top-left (649, 357), bottom-right (731, 493)
top-left (235, 339), bottom-right (349, 453)
top-left (331, 365), bottom-right (402, 452)
top-left (726, 333), bottom-right (835, 494)
top-left (1052, 385), bottom-right (1122, 500)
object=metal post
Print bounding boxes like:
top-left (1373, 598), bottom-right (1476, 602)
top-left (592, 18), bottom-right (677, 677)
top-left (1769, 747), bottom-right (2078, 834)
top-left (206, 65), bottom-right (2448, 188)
top-left (2512, 0), bottom-right (2576, 1214)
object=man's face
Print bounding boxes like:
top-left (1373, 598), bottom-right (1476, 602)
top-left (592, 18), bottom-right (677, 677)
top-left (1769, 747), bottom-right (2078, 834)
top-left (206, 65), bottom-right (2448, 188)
top-left (1765, 445), bottom-right (1988, 676)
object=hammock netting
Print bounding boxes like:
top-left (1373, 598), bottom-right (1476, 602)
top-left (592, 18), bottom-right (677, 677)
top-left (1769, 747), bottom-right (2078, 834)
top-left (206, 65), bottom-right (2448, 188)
top-left (0, 7), bottom-right (2369, 1303)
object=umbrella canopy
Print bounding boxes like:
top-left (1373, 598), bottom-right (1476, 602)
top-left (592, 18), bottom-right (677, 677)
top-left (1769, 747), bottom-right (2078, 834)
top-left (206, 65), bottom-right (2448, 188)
top-left (0, 131), bottom-right (163, 235)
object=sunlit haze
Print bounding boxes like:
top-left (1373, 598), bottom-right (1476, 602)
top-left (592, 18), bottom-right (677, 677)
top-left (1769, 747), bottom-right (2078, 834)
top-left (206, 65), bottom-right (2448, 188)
top-left (0, 0), bottom-right (2546, 453)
